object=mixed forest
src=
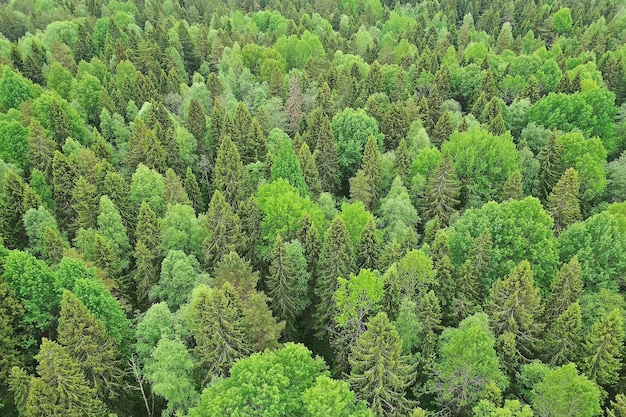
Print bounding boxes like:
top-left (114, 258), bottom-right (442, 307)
top-left (2, 0), bottom-right (626, 415)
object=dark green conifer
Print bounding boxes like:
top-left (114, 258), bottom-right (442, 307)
top-left (314, 113), bottom-right (340, 194)
top-left (500, 170), bottom-right (523, 201)
top-left (183, 166), bottom-right (203, 213)
top-left (395, 138), bottom-right (411, 182)
top-left (422, 151), bottom-right (460, 226)
top-left (297, 143), bottom-right (322, 197)
top-left (538, 130), bottom-right (564, 199)
top-left (583, 308), bottom-right (624, 387)
top-left (203, 190), bottom-right (243, 269)
top-left (431, 110), bottom-right (453, 148)
top-left (544, 302), bottom-right (582, 366)
top-left (72, 176), bottom-right (99, 231)
top-left (545, 256), bottom-right (583, 323)
top-left (213, 135), bottom-right (247, 209)
top-left (547, 168), bottom-right (581, 234)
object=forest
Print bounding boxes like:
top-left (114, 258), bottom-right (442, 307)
top-left (1, 0), bottom-right (626, 415)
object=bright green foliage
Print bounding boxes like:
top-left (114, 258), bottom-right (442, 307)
top-left (130, 164), bottom-right (166, 216)
top-left (189, 283), bottom-right (252, 379)
top-left (473, 399), bottom-right (534, 417)
top-left (29, 169), bottom-right (53, 210)
top-left (442, 127), bottom-right (519, 206)
top-left (338, 201), bottom-right (375, 246)
top-left (213, 135), bottom-right (248, 208)
top-left (0, 120), bottom-right (29, 170)
top-left (267, 236), bottom-right (311, 335)
top-left (188, 343), bottom-right (327, 417)
top-left (547, 168), bottom-right (581, 234)
top-left (32, 92), bottom-right (90, 145)
top-left (271, 138), bottom-right (308, 196)
top-left (552, 8), bottom-right (573, 34)
top-left (423, 151), bottom-right (460, 226)
top-left (449, 197), bottom-right (558, 289)
top-left (14, 339), bottom-right (108, 417)
top-left (150, 250), bottom-right (202, 311)
top-left (314, 216), bottom-right (356, 335)
top-left (557, 211), bottom-right (626, 290)
top-left (332, 269), bottom-right (384, 370)
top-left (430, 313), bottom-right (508, 416)
top-left (543, 302), bottom-right (582, 366)
top-left (57, 290), bottom-right (123, 399)
top-left (202, 190), bottom-right (243, 268)
top-left (145, 337), bottom-right (198, 417)
top-left (135, 302), bottom-right (183, 363)
top-left (159, 203), bottom-right (205, 259)
top-left (393, 297), bottom-right (423, 355)
top-left (531, 364), bottom-right (601, 417)
top-left (607, 394), bottom-right (626, 417)
top-left (2, 250), bottom-right (57, 331)
top-left (583, 308), bottom-right (624, 387)
top-left (378, 177), bottom-right (419, 242)
top-left (384, 250), bottom-right (436, 317)
top-left (545, 256), bottom-right (583, 322)
top-left (350, 169), bottom-right (374, 209)
top-left (0, 67), bottom-right (31, 110)
top-left (256, 179), bottom-right (325, 257)
top-left (486, 261), bottom-right (544, 364)
top-left (23, 206), bottom-right (61, 258)
top-left (302, 376), bottom-right (374, 417)
top-left (349, 312), bottom-right (415, 417)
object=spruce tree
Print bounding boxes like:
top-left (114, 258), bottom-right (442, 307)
top-left (361, 135), bottom-right (382, 203)
top-left (486, 261), bottom-right (544, 364)
top-left (297, 143), bottom-right (322, 197)
top-left (417, 290), bottom-right (443, 361)
top-left (97, 195), bottom-right (130, 270)
top-left (349, 312), bottom-right (415, 417)
top-left (521, 75), bottom-right (540, 103)
top-left (395, 139), bottom-right (411, 182)
top-left (314, 123), bottom-right (341, 194)
top-left (452, 260), bottom-right (481, 322)
top-left (164, 168), bottom-right (191, 206)
top-left (184, 166), bottom-right (203, 213)
top-left (470, 229), bottom-right (493, 300)
top-left (0, 169), bottom-right (27, 248)
top-left (545, 256), bottom-right (583, 323)
top-left (431, 110), bottom-right (453, 148)
top-left (203, 190), bottom-right (243, 269)
top-left (538, 130), bottom-right (564, 199)
top-left (42, 226), bottom-right (68, 265)
top-left (72, 176), bottom-right (99, 231)
top-left (53, 150), bottom-right (77, 232)
top-left (358, 217), bottom-right (382, 270)
top-left (382, 102), bottom-right (409, 151)
top-left (583, 308), bottom-right (624, 387)
top-left (297, 213), bottom-right (321, 276)
top-left (58, 290), bottom-right (123, 399)
top-left (314, 217), bottom-right (356, 336)
top-left (244, 117), bottom-right (267, 164)
top-left (213, 135), bottom-right (247, 209)
top-left (229, 102), bottom-right (252, 152)
top-left (607, 394), bottom-right (626, 417)
top-left (237, 196), bottom-right (263, 267)
top-left (350, 170), bottom-right (374, 208)
top-left (271, 139), bottom-right (308, 196)
top-left (422, 151), bottom-right (460, 226)
top-left (27, 119), bottom-right (57, 180)
top-left (210, 99), bottom-right (228, 153)
top-left (547, 167), bottom-right (581, 234)
top-left (187, 98), bottom-right (207, 144)
top-left (544, 302), bottom-right (582, 366)
top-left (190, 283), bottom-right (252, 381)
top-left (499, 170), bottom-right (523, 201)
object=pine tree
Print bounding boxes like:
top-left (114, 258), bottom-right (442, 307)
top-left (349, 312), bottom-right (415, 417)
top-left (213, 136), bottom-right (247, 209)
top-left (431, 110), bottom-right (453, 148)
top-left (314, 217), bottom-right (356, 336)
top-left (190, 283), bottom-right (252, 381)
top-left (547, 168), bottom-right (581, 234)
top-left (183, 166), bottom-right (203, 213)
top-left (297, 143), bottom-right (322, 197)
top-left (500, 170), bottom-right (523, 201)
top-left (583, 308), bottom-right (624, 387)
top-left (538, 130), bottom-right (564, 199)
top-left (58, 290), bottom-right (123, 399)
top-left (314, 114), bottom-right (341, 194)
top-left (72, 176), bottom-right (99, 231)
top-left (544, 302), bottom-right (582, 366)
top-left (395, 139), bottom-right (411, 182)
top-left (203, 190), bottom-right (243, 269)
top-left (358, 217), bottom-right (381, 270)
top-left (422, 151), bottom-right (460, 226)
top-left (486, 261), bottom-right (544, 364)
top-left (545, 256), bottom-right (583, 322)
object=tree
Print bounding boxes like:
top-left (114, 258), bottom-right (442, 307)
top-left (271, 138), bottom-right (308, 196)
top-left (429, 313), bottom-right (508, 417)
top-left (202, 190), bottom-right (243, 268)
top-left (607, 394), bottom-right (626, 417)
top-left (583, 308), bottom-right (624, 387)
top-left (0, 280), bottom-right (26, 385)
top-left (532, 364), bottom-right (601, 417)
top-left (267, 236), bottom-right (311, 336)
top-left (187, 98), bottom-right (207, 144)
top-left (361, 135), bottom-right (383, 204)
top-left (349, 312), bottom-right (415, 417)
top-left (183, 166), bottom-right (203, 213)
top-left (298, 142), bottom-right (322, 197)
top-left (57, 291), bottom-right (123, 399)
top-left (545, 256), bottom-right (583, 322)
top-left (546, 168), bottom-right (581, 234)
top-left (543, 302), bottom-right (582, 366)
top-left (0, 67), bottom-right (30, 111)
top-left (432, 110), bottom-right (453, 148)
top-left (150, 250), bottom-right (202, 311)
top-left (314, 112), bottom-right (341, 193)
top-left (381, 102), bottom-right (407, 151)
top-left (159, 203), bottom-right (205, 258)
top-left (163, 168), bottom-right (191, 206)
top-left (302, 376), bottom-right (374, 417)
top-left (538, 131), bottom-right (564, 199)
top-left (145, 337), bottom-right (198, 417)
top-left (130, 164), bottom-right (166, 216)
top-left (500, 170), bottom-right (523, 201)
top-left (134, 201), bottom-right (160, 304)
top-left (486, 261), bottom-right (544, 364)
top-left (358, 217), bottom-right (382, 270)
top-left (314, 217), bottom-right (356, 336)
top-left (0, 120), bottom-right (29, 170)
top-left (378, 177), bottom-right (419, 243)
top-left (213, 135), bottom-right (247, 208)
top-left (97, 195), bottom-right (130, 270)
top-left (422, 151), bottom-right (460, 226)
top-left (473, 399), bottom-right (534, 417)
top-left (395, 138), bottom-right (411, 181)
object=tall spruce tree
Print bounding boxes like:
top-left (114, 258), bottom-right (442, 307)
top-left (213, 135), bottom-right (247, 209)
top-left (583, 308), bottom-right (624, 387)
top-left (358, 217), bottom-right (382, 270)
top-left (547, 168), bottom-right (582, 234)
top-left (134, 201), bottom-right (161, 304)
top-left (395, 139), bottom-right (411, 182)
top-left (543, 301), bottom-right (582, 366)
top-left (545, 256), bottom-right (583, 323)
top-left (314, 113), bottom-right (341, 194)
top-left (422, 151), bottom-right (460, 226)
top-left (361, 135), bottom-right (382, 204)
top-left (538, 130), bottom-right (564, 199)
top-left (202, 190), bottom-right (243, 269)
top-left (297, 143), bottom-right (322, 197)
top-left (348, 312), bottom-right (415, 417)
top-left (432, 110), bottom-right (453, 148)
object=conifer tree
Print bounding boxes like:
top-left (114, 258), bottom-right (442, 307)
top-left (210, 99), bottom-right (228, 153)
top-left (297, 213), bottom-right (321, 276)
top-left (470, 229), bottom-right (493, 300)
top-left (72, 176), bottom-right (99, 231)
top-left (27, 119), bottom-right (57, 180)
top-left (164, 168), bottom-right (191, 206)
top-left (349, 312), bottom-right (415, 417)
top-left (499, 170), bottom-right (523, 201)
top-left (417, 289), bottom-right (443, 360)
top-left (395, 139), bottom-right (411, 182)
top-left (547, 168), bottom-right (581, 234)
top-left (432, 110), bottom-right (453, 148)
top-left (583, 308), bottom-right (624, 387)
top-left (58, 290), bottom-right (123, 399)
top-left (42, 226), bottom-right (67, 265)
top-left (521, 76), bottom-right (540, 103)
top-left (271, 139), bottom-right (308, 196)
top-left (230, 102), bottom-right (252, 151)
top-left (422, 151), bottom-right (460, 226)
top-left (358, 217), bottom-right (381, 270)
top-left (545, 256), bottom-right (583, 323)
top-left (97, 195), bottom-right (130, 270)
top-left (452, 260), bottom-right (481, 321)
top-left (183, 166), bottom-right (203, 213)
top-left (471, 91), bottom-right (488, 124)
top-left (267, 236), bottom-right (310, 336)
top-left (244, 117), bottom-right (267, 164)
top-left (0, 169), bottom-right (27, 248)
top-left (350, 170), bottom-right (374, 209)
top-left (486, 261), bottom-right (544, 364)
top-left (538, 130), bottom-right (564, 199)
top-left (190, 283), bottom-right (252, 381)
top-left (187, 98), bottom-right (207, 144)
top-left (52, 150), bottom-right (77, 231)
top-left (203, 190), bottom-right (243, 268)
top-left (314, 113), bottom-right (341, 194)
top-left (382, 102), bottom-right (409, 151)
top-left (544, 302), bottom-right (582, 366)
top-left (237, 196), bottom-right (263, 267)
top-left (102, 171), bottom-right (134, 231)
top-left (213, 136), bottom-right (247, 209)
top-left (607, 394), bottom-right (626, 417)
top-left (431, 232), bottom-right (457, 325)
top-left (314, 217), bottom-right (356, 336)
top-left (297, 143), bottom-right (322, 197)
top-left (361, 136), bottom-right (382, 202)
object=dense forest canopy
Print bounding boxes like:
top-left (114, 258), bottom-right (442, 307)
top-left (1, 0), bottom-right (626, 416)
